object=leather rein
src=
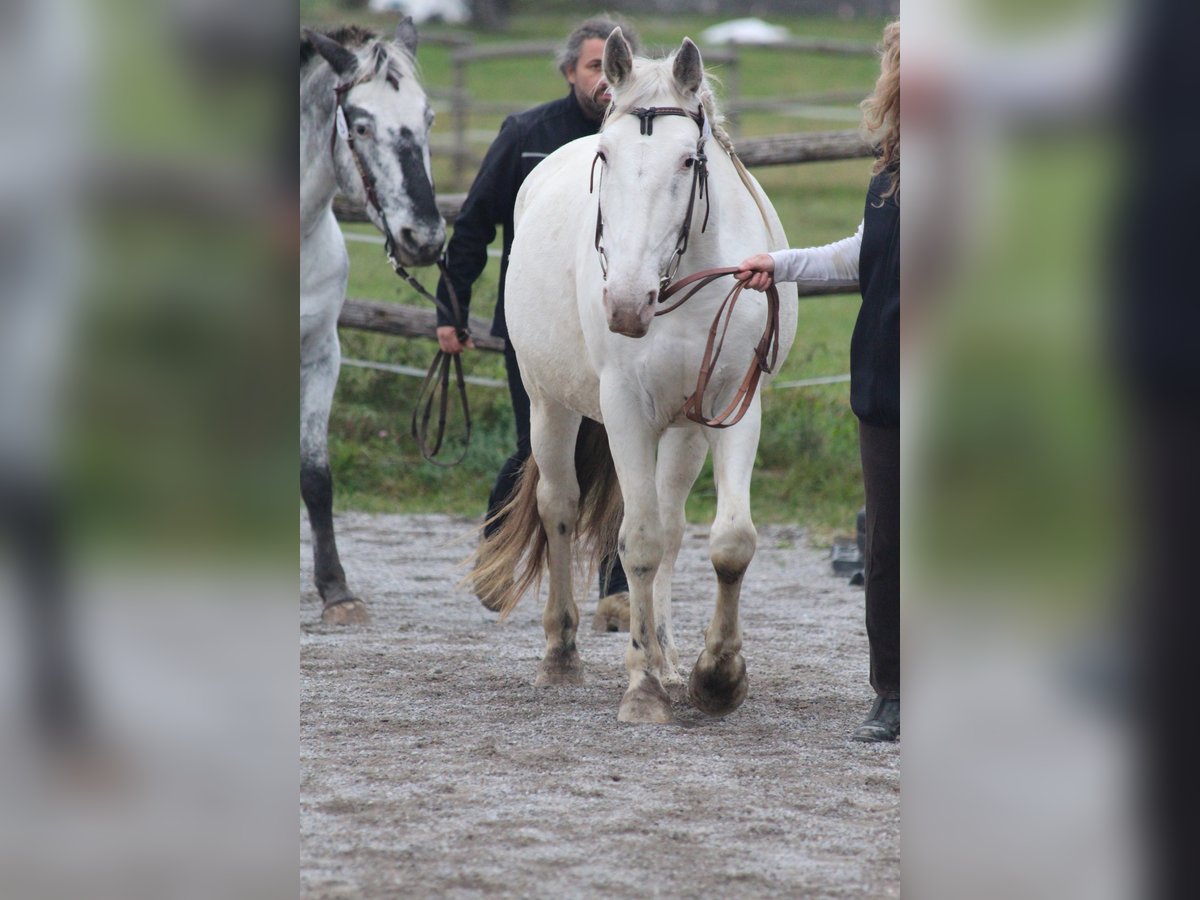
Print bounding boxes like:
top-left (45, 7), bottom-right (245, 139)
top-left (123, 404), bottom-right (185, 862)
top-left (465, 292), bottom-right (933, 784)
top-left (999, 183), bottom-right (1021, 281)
top-left (591, 106), bottom-right (781, 429)
top-left (332, 77), bottom-right (472, 466)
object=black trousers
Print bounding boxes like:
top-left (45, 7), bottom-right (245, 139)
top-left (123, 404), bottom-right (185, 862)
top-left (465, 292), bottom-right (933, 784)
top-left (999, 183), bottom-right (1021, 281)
top-left (859, 420), bottom-right (900, 699)
top-left (485, 342), bottom-right (628, 598)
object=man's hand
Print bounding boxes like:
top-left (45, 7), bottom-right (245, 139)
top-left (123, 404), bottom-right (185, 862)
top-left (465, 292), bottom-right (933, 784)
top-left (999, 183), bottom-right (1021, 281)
top-left (436, 325), bottom-right (475, 354)
top-left (735, 253), bottom-right (776, 292)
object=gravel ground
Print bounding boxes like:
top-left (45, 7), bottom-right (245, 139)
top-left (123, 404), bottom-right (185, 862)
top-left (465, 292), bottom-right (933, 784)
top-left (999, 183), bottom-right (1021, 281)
top-left (301, 513), bottom-right (899, 899)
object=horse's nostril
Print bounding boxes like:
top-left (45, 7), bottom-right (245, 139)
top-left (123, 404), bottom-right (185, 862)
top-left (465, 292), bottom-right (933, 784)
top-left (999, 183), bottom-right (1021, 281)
top-left (400, 227), bottom-right (417, 248)
top-left (646, 291), bottom-right (657, 306)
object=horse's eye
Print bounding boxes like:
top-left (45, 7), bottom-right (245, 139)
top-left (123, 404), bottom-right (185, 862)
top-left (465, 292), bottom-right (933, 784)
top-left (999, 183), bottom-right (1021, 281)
top-left (683, 158), bottom-right (694, 168)
top-left (354, 122), bottom-right (372, 138)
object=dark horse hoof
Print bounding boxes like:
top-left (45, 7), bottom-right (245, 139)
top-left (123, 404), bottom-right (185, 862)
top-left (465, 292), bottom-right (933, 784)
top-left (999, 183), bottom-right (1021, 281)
top-left (534, 646), bottom-right (584, 686)
top-left (688, 649), bottom-right (748, 717)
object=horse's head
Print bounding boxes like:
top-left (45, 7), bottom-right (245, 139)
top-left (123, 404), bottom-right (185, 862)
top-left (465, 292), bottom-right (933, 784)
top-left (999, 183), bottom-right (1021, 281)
top-left (307, 19), bottom-right (445, 266)
top-left (593, 30), bottom-right (709, 338)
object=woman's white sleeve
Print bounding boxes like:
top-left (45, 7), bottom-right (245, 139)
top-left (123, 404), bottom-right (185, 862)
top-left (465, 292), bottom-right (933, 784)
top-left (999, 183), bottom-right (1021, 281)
top-left (768, 221), bottom-right (864, 286)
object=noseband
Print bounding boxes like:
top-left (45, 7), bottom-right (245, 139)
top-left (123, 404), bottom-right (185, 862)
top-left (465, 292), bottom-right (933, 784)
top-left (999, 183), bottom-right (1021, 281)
top-left (590, 105), bottom-right (711, 291)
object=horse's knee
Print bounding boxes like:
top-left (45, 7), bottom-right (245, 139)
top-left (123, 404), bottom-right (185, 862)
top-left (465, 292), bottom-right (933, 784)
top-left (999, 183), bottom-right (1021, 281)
top-left (535, 479), bottom-right (578, 536)
top-left (618, 520), bottom-right (664, 581)
top-left (709, 518), bottom-right (756, 584)
top-left (300, 462), bottom-right (333, 508)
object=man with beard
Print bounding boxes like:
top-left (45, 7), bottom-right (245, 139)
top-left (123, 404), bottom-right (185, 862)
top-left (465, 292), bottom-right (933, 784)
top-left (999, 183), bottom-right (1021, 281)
top-left (436, 18), bottom-right (638, 624)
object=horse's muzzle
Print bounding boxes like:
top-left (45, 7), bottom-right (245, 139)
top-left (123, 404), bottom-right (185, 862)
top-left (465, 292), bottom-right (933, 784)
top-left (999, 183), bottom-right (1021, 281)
top-left (394, 223), bottom-right (446, 267)
top-left (604, 288), bottom-right (657, 338)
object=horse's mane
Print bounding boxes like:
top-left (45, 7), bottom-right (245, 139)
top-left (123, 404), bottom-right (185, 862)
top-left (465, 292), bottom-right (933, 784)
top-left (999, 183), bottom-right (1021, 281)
top-left (604, 51), bottom-right (776, 241)
top-left (299, 26), bottom-right (418, 85)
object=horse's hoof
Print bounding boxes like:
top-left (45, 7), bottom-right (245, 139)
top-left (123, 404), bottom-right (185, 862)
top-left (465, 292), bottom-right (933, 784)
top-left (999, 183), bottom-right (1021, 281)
top-left (321, 598), bottom-right (368, 626)
top-left (591, 591), bottom-right (630, 633)
top-left (688, 649), bottom-right (748, 717)
top-left (617, 675), bottom-right (673, 724)
top-left (660, 664), bottom-right (686, 687)
top-left (534, 647), bottom-right (584, 686)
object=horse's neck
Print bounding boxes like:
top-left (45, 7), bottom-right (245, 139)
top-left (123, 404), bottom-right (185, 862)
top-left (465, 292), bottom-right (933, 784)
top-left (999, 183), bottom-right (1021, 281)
top-left (707, 146), bottom-right (781, 259)
top-left (679, 148), bottom-right (762, 269)
top-left (300, 68), bottom-right (341, 235)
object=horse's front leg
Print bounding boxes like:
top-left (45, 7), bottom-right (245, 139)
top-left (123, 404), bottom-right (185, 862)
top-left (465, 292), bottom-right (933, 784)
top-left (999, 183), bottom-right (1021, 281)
top-left (530, 398), bottom-right (585, 686)
top-left (690, 416), bottom-right (761, 716)
top-left (601, 380), bottom-right (672, 724)
top-left (653, 427), bottom-right (709, 685)
top-left (300, 323), bottom-right (366, 625)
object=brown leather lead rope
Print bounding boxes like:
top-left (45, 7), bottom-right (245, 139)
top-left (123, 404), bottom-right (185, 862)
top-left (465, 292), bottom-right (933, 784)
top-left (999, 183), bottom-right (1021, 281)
top-left (656, 266), bottom-right (781, 429)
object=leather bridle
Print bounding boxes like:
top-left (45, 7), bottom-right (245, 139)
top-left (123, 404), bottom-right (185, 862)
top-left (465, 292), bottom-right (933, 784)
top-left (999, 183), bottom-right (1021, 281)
top-left (331, 77), bottom-right (473, 466)
top-left (590, 105), bottom-right (779, 429)
top-left (590, 106), bottom-right (711, 292)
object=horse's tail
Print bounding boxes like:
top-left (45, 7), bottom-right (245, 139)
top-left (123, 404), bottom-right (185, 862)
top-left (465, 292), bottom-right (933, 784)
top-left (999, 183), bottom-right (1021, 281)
top-left (472, 418), bottom-right (623, 618)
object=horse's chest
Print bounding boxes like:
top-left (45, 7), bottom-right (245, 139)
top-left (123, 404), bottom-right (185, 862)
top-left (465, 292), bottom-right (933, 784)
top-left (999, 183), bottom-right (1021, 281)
top-left (300, 216), bottom-right (349, 328)
top-left (615, 354), bottom-right (699, 427)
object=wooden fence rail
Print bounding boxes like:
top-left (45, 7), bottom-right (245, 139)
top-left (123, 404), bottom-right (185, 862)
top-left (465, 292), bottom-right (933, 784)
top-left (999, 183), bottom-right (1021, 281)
top-left (434, 38), bottom-right (874, 187)
top-left (338, 298), bottom-right (505, 352)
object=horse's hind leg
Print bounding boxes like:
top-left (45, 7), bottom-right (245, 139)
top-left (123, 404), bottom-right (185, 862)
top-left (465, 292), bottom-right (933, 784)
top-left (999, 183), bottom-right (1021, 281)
top-left (690, 421), bottom-right (760, 716)
top-left (301, 326), bottom-right (365, 625)
top-left (653, 427), bottom-right (709, 685)
top-left (530, 398), bottom-right (585, 685)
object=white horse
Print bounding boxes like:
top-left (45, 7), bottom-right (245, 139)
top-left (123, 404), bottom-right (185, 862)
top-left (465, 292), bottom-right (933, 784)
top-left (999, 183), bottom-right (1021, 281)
top-left (300, 19), bottom-right (445, 624)
top-left (474, 31), bottom-right (798, 723)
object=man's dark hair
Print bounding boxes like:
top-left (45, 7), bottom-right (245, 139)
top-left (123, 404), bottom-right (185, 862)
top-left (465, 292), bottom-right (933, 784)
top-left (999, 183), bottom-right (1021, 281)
top-left (556, 16), bottom-right (640, 76)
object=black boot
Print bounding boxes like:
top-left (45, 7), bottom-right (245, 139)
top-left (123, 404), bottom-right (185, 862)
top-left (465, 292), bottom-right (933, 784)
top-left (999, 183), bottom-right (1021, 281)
top-left (851, 696), bottom-right (899, 742)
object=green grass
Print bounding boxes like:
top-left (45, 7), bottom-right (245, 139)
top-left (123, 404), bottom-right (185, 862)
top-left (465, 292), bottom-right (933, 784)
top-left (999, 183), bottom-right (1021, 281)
top-left (306, 8), bottom-right (890, 536)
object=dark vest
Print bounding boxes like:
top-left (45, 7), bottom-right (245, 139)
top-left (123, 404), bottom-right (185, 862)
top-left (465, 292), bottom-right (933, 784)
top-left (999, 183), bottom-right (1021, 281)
top-left (850, 169), bottom-right (900, 427)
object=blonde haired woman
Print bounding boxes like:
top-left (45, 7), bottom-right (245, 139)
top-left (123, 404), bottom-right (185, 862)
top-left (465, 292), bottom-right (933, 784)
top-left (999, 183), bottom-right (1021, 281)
top-left (737, 20), bottom-right (900, 742)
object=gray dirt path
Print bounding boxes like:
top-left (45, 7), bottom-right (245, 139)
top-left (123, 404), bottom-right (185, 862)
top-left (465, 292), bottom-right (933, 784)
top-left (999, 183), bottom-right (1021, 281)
top-left (301, 513), bottom-right (899, 898)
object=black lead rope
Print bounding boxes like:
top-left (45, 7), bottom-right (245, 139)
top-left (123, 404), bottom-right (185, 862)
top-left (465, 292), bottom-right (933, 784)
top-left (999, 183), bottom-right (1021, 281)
top-left (332, 78), bottom-right (473, 466)
top-left (396, 258), bottom-right (473, 468)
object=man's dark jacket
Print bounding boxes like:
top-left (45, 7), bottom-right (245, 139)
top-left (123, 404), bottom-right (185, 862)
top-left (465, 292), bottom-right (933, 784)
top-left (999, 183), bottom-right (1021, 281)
top-left (436, 90), bottom-right (598, 339)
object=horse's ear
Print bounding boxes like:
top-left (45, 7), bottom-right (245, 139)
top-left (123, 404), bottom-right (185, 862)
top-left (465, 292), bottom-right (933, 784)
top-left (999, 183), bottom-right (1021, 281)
top-left (395, 16), bottom-right (418, 57)
top-left (673, 38), bottom-right (704, 94)
top-left (305, 29), bottom-right (359, 78)
top-left (603, 27), bottom-right (633, 87)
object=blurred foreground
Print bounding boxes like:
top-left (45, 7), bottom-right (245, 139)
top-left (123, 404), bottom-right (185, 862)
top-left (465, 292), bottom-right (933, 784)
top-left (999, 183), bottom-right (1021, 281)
top-left (1, 0), bottom-right (295, 897)
top-left (905, 0), bottom-right (1198, 897)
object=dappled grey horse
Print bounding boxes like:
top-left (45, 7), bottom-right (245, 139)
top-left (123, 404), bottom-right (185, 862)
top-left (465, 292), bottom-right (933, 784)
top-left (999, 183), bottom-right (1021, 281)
top-left (300, 19), bottom-right (444, 623)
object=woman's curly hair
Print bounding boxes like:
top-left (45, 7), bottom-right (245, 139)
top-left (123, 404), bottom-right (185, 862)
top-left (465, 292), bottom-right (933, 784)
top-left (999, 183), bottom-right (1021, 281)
top-left (861, 20), bottom-right (900, 201)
